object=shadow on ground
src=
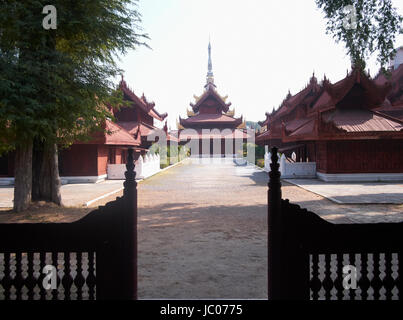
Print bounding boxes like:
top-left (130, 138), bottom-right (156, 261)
top-left (137, 202), bottom-right (267, 299)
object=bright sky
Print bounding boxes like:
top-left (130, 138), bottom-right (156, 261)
top-left (118, 0), bottom-right (403, 130)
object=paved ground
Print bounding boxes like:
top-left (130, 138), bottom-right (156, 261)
top-left (134, 159), bottom-right (403, 298)
top-left (0, 180), bottom-right (124, 208)
top-left (285, 179), bottom-right (403, 204)
top-left (1, 158), bottom-right (402, 299)
top-left (136, 158), bottom-right (268, 299)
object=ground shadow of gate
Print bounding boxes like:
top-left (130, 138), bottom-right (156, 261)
top-left (1, 147), bottom-right (401, 300)
top-left (268, 147), bottom-right (403, 300)
top-left (0, 149), bottom-right (138, 300)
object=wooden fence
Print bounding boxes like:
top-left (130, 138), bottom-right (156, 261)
top-left (2, 145), bottom-right (401, 300)
top-left (0, 149), bottom-right (138, 300)
top-left (268, 147), bottom-right (402, 300)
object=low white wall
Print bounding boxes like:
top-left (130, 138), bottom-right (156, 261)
top-left (61, 175), bottom-right (107, 184)
top-left (280, 154), bottom-right (316, 178)
top-left (0, 176), bottom-right (108, 185)
top-left (317, 172), bottom-right (403, 182)
top-left (107, 153), bottom-right (161, 180)
top-left (139, 154), bottom-right (161, 179)
top-left (106, 164), bottom-right (127, 180)
top-left (265, 152), bottom-right (403, 181)
top-left (264, 152), bottom-right (316, 178)
top-left (264, 152), bottom-right (271, 172)
top-left (0, 178), bottom-right (14, 186)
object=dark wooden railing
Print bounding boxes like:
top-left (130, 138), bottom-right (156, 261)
top-left (268, 147), bottom-right (403, 300)
top-left (0, 149), bottom-right (138, 300)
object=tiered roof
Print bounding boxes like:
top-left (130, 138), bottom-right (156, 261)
top-left (76, 120), bottom-right (141, 146)
top-left (257, 66), bottom-right (403, 144)
top-left (107, 77), bottom-right (171, 146)
top-left (118, 77), bottom-right (167, 121)
top-left (189, 84), bottom-right (232, 114)
top-left (179, 41), bottom-right (245, 132)
top-left (374, 62), bottom-right (403, 120)
top-left (78, 77), bottom-right (170, 148)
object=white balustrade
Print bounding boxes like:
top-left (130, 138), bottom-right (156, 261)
top-left (107, 152), bottom-right (162, 180)
top-left (264, 152), bottom-right (316, 178)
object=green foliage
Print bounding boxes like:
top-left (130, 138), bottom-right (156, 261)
top-left (245, 121), bottom-right (261, 132)
top-left (316, 0), bottom-right (402, 70)
top-left (149, 143), bottom-right (189, 167)
top-left (256, 158), bottom-right (265, 168)
top-left (241, 142), bottom-right (265, 163)
top-left (0, 0), bottom-right (148, 154)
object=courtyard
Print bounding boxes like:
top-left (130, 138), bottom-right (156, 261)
top-left (1, 158), bottom-right (402, 299)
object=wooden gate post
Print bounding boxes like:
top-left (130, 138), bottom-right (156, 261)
top-left (267, 147), bottom-right (283, 299)
top-left (122, 148), bottom-right (138, 299)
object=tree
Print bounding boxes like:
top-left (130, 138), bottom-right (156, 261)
top-left (0, 1), bottom-right (148, 211)
top-left (316, 0), bottom-right (402, 70)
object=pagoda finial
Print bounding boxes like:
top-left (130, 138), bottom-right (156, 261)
top-left (206, 38), bottom-right (215, 87)
top-left (163, 121), bottom-right (168, 133)
top-left (119, 73), bottom-right (126, 88)
top-left (310, 70), bottom-right (317, 84)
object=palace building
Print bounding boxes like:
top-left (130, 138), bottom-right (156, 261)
top-left (57, 77), bottom-right (170, 183)
top-left (256, 49), bottom-right (403, 181)
top-left (177, 41), bottom-right (249, 156)
top-left (0, 78), bottom-right (170, 184)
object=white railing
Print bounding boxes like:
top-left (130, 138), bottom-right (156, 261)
top-left (264, 152), bottom-right (316, 178)
top-left (264, 151), bottom-right (271, 172)
top-left (107, 153), bottom-right (161, 180)
top-left (137, 153), bottom-right (161, 179)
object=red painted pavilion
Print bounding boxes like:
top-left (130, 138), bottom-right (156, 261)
top-left (256, 59), bottom-right (403, 181)
top-left (58, 78), bottom-right (171, 182)
top-left (0, 78), bottom-right (170, 184)
top-left (178, 41), bottom-right (249, 156)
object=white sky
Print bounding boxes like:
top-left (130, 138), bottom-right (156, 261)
top-left (117, 0), bottom-right (403, 129)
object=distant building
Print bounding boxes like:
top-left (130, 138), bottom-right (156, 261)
top-left (256, 52), bottom-right (403, 181)
top-left (177, 41), bottom-right (249, 156)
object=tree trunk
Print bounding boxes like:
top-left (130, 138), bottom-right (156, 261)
top-left (32, 138), bottom-right (43, 201)
top-left (32, 140), bottom-right (62, 205)
top-left (14, 140), bottom-right (33, 212)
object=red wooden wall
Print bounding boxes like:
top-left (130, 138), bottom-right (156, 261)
top-left (97, 145), bottom-right (109, 176)
top-left (316, 140), bottom-right (403, 173)
top-left (59, 144), bottom-right (98, 176)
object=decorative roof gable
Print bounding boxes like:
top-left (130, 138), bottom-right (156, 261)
top-left (118, 77), bottom-right (167, 121)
